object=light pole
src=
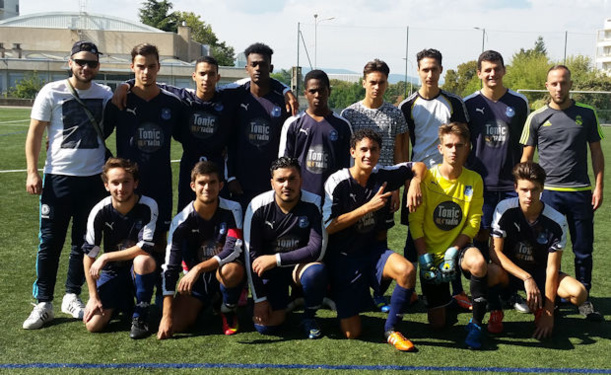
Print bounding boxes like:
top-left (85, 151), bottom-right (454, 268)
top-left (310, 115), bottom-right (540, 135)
top-left (314, 14), bottom-right (335, 69)
top-left (474, 27), bottom-right (486, 53)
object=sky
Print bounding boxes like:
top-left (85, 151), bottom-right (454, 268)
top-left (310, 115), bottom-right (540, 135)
top-left (18, 0), bottom-right (611, 80)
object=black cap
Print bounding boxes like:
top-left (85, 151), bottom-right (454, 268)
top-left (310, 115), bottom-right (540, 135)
top-left (71, 41), bottom-right (102, 56)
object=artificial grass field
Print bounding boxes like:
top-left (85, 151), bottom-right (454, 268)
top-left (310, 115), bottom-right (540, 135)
top-left (0, 107), bottom-right (609, 375)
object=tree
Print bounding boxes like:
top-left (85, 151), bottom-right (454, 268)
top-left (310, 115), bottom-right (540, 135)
top-left (442, 60), bottom-right (479, 97)
top-left (504, 37), bottom-right (552, 105)
top-left (139, 2), bottom-right (236, 66)
top-left (138, 0), bottom-right (176, 32)
top-left (9, 72), bottom-right (44, 99)
top-left (271, 69), bottom-right (292, 87)
top-left (328, 79), bottom-right (365, 110)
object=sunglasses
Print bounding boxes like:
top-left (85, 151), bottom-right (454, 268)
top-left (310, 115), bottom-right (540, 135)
top-left (73, 59), bottom-right (99, 68)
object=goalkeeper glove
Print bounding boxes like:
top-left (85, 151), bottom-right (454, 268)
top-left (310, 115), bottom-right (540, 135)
top-left (418, 253), bottom-right (438, 284)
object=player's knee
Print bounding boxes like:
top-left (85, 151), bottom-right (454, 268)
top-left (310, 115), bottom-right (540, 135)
top-left (85, 318), bottom-right (107, 333)
top-left (219, 262), bottom-right (245, 287)
top-left (133, 254), bottom-right (156, 274)
top-left (254, 324), bottom-right (281, 335)
top-left (463, 248), bottom-right (487, 277)
top-left (394, 260), bottom-right (415, 287)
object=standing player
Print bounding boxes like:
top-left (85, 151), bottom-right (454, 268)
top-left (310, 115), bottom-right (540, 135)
top-left (488, 162), bottom-right (587, 338)
top-left (399, 49), bottom-right (470, 308)
top-left (323, 129), bottom-right (425, 352)
top-left (520, 65), bottom-right (605, 321)
top-left (340, 59), bottom-right (409, 311)
top-left (279, 69), bottom-right (353, 197)
top-left (408, 122), bottom-right (500, 350)
top-left (82, 158), bottom-right (158, 339)
top-left (104, 43), bottom-right (186, 247)
top-left (23, 41), bottom-right (111, 329)
top-left (245, 157), bottom-right (327, 339)
top-left (464, 50), bottom-right (530, 314)
top-left (158, 161), bottom-right (245, 339)
top-left (227, 43), bottom-right (291, 210)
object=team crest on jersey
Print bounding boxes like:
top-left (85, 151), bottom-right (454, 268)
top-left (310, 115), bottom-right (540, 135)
top-left (190, 111), bottom-right (219, 139)
top-left (464, 186), bottom-right (473, 197)
top-left (214, 103), bottom-right (224, 112)
top-left (271, 106), bottom-right (282, 118)
top-left (505, 106), bottom-right (515, 118)
top-left (161, 108), bottom-right (172, 120)
top-left (247, 118), bottom-right (272, 146)
top-left (134, 122), bottom-right (164, 153)
top-left (433, 201), bottom-right (462, 231)
top-left (298, 216), bottom-right (310, 228)
top-left (329, 130), bottom-right (338, 142)
top-left (575, 115), bottom-right (583, 126)
top-left (41, 204), bottom-right (51, 219)
top-left (219, 222), bottom-right (227, 235)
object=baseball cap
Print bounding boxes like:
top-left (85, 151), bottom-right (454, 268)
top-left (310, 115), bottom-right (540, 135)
top-left (71, 41), bottom-right (102, 56)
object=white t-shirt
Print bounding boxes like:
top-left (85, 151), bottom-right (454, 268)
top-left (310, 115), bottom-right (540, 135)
top-left (31, 80), bottom-right (112, 176)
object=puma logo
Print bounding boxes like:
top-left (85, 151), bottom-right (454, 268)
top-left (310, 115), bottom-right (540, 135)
top-left (476, 107), bottom-right (485, 115)
top-left (299, 128), bottom-right (308, 135)
top-left (264, 221), bottom-right (274, 229)
top-left (126, 107), bottom-right (137, 116)
top-left (513, 222), bottom-right (520, 232)
top-left (105, 222), bottom-right (114, 230)
top-left (241, 103), bottom-right (250, 111)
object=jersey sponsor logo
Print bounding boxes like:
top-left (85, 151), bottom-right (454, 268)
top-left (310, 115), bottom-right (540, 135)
top-left (271, 106), bottom-right (282, 118)
top-left (505, 106), bottom-right (515, 118)
top-left (515, 242), bottom-right (534, 262)
top-left (464, 186), bottom-right (473, 197)
top-left (306, 145), bottom-right (329, 174)
top-left (433, 201), bottom-right (462, 231)
top-left (575, 115), bottom-right (583, 126)
top-left (483, 120), bottom-right (509, 147)
top-left (247, 118), bottom-right (272, 146)
top-left (126, 107), bottom-right (137, 116)
top-left (161, 108), bottom-right (172, 120)
top-left (476, 107), bottom-right (485, 115)
top-left (190, 111), bottom-right (219, 140)
top-left (298, 216), bottom-right (310, 228)
top-left (356, 211), bottom-right (376, 233)
top-left (197, 239), bottom-right (223, 261)
top-left (134, 122), bottom-right (165, 153)
top-left (273, 235), bottom-right (301, 253)
top-left (41, 204), bottom-right (51, 219)
top-left (214, 103), bottom-right (224, 112)
top-left (329, 129), bottom-right (339, 142)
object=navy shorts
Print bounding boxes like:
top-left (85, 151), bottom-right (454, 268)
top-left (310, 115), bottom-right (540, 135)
top-left (482, 190), bottom-right (517, 230)
top-left (190, 271), bottom-right (220, 305)
top-left (330, 245), bottom-right (394, 319)
top-left (97, 267), bottom-right (134, 313)
top-left (260, 267), bottom-right (296, 311)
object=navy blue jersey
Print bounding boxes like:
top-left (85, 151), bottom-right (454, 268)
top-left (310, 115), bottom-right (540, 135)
top-left (491, 197), bottom-right (567, 272)
top-left (244, 190), bottom-right (325, 302)
top-left (323, 164), bottom-right (415, 256)
top-left (227, 83), bottom-right (290, 199)
top-left (83, 195), bottom-right (158, 272)
top-left (278, 112), bottom-right (353, 197)
top-left (104, 89), bottom-right (187, 231)
top-left (161, 198), bottom-right (243, 295)
top-left (465, 90), bottom-right (529, 192)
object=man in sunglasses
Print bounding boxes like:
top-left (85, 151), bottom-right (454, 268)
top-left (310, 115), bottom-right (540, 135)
top-left (24, 41), bottom-right (112, 329)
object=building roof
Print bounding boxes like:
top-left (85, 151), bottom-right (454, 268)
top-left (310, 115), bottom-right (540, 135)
top-left (0, 11), bottom-right (163, 33)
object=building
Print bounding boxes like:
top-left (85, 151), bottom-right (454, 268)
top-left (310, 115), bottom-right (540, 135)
top-left (0, 0), bottom-right (19, 20)
top-left (0, 11), bottom-right (247, 96)
top-left (596, 18), bottom-right (611, 74)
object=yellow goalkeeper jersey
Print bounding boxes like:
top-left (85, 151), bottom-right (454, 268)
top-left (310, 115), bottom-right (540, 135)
top-left (408, 165), bottom-right (483, 263)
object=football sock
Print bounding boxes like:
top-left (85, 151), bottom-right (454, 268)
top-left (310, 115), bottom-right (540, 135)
top-left (487, 284), bottom-right (503, 311)
top-left (470, 275), bottom-right (489, 326)
top-left (220, 283), bottom-right (242, 309)
top-left (134, 272), bottom-right (156, 318)
top-left (451, 275), bottom-right (464, 296)
top-left (300, 263), bottom-right (327, 319)
top-left (384, 285), bottom-right (413, 332)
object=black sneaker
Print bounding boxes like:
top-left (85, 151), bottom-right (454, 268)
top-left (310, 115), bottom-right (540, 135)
top-left (579, 301), bottom-right (604, 322)
top-left (130, 316), bottom-right (150, 339)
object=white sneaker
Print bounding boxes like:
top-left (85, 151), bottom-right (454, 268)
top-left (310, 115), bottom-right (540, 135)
top-left (23, 302), bottom-right (54, 330)
top-left (511, 294), bottom-right (531, 314)
top-left (61, 293), bottom-right (85, 320)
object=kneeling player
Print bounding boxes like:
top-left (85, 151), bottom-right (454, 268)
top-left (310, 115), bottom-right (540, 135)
top-left (158, 161), bottom-right (245, 339)
top-left (245, 157), bottom-right (327, 339)
top-left (324, 129), bottom-right (425, 352)
top-left (82, 158), bottom-right (158, 339)
top-left (409, 123), bottom-right (504, 350)
top-left (488, 162), bottom-right (587, 339)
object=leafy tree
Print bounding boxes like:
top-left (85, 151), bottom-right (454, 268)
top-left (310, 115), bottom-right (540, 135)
top-left (442, 60), bottom-right (479, 97)
top-left (504, 37), bottom-right (552, 104)
top-left (271, 69), bottom-right (292, 87)
top-left (9, 72), bottom-right (44, 99)
top-left (328, 79), bottom-right (365, 110)
top-left (138, 0), bottom-right (176, 32)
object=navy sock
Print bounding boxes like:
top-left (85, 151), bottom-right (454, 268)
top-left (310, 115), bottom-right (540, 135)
top-left (300, 264), bottom-right (327, 319)
top-left (254, 324), bottom-right (281, 335)
top-left (470, 275), bottom-right (489, 326)
top-left (451, 276), bottom-right (464, 296)
top-left (220, 283), bottom-right (242, 309)
top-left (487, 284), bottom-right (503, 311)
top-left (134, 272), bottom-right (155, 318)
top-left (384, 285), bottom-right (413, 332)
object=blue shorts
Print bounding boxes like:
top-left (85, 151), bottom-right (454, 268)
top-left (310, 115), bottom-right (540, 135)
top-left (97, 267), bottom-right (134, 313)
top-left (330, 245), bottom-right (394, 319)
top-left (190, 271), bottom-right (220, 305)
top-left (482, 190), bottom-right (517, 230)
